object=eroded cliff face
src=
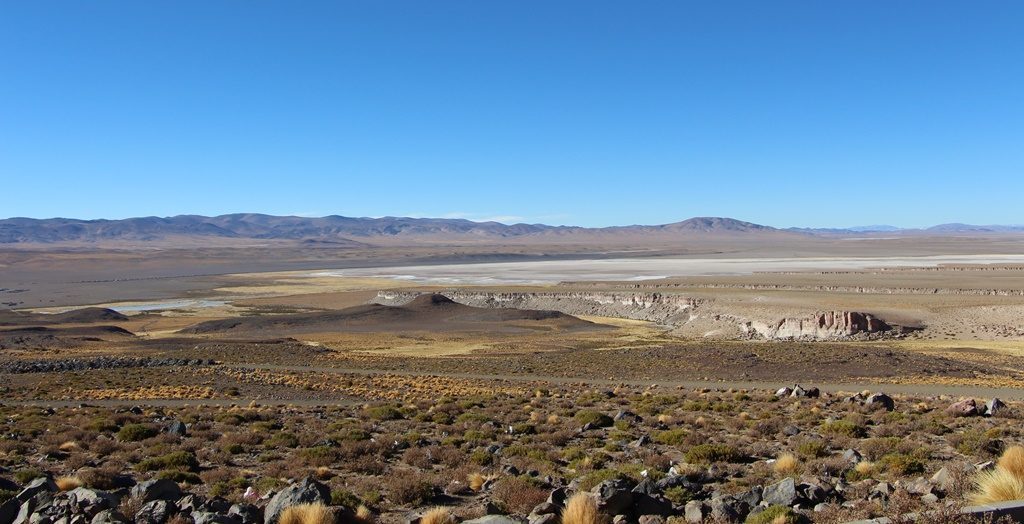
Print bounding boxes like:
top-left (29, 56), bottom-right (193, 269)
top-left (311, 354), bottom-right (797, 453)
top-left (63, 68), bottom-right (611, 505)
top-left (374, 291), bottom-right (899, 341)
top-left (747, 311), bottom-right (891, 340)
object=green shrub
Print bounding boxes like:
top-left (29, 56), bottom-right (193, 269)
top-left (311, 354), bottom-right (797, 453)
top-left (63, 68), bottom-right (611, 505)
top-left (14, 468), bottom-right (44, 484)
top-left (331, 489), bottom-right (361, 509)
top-left (88, 418), bottom-right (118, 432)
top-left (879, 453), bottom-right (925, 475)
top-left (796, 440), bottom-right (828, 458)
top-left (117, 424), bottom-right (158, 442)
top-left (653, 428), bottom-right (689, 446)
top-left (136, 451), bottom-right (199, 473)
top-left (511, 423), bottom-right (536, 435)
top-left (366, 405), bottom-right (403, 421)
top-left (820, 420), bottom-right (866, 438)
top-left (470, 449), bottom-right (494, 466)
top-left (574, 410), bottom-right (614, 428)
top-left (746, 505), bottom-right (806, 524)
top-left (157, 470), bottom-right (201, 484)
top-left (685, 444), bottom-right (743, 464)
top-left (663, 486), bottom-right (695, 504)
top-left (266, 432), bottom-right (299, 448)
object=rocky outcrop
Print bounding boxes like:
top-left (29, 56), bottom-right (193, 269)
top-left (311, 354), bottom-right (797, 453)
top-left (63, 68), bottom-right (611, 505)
top-left (756, 311), bottom-right (891, 339)
top-left (376, 291), bottom-right (900, 341)
top-left (376, 291), bottom-right (703, 324)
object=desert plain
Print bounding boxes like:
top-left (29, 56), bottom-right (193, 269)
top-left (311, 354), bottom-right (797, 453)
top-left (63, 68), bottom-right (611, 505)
top-left (3, 221), bottom-right (1024, 524)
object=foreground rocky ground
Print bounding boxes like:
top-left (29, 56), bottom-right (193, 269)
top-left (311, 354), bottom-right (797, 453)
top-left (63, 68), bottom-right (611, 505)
top-left (0, 385), bottom-right (1018, 524)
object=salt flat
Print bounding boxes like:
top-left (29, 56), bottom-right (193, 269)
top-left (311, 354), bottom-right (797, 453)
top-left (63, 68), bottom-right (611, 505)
top-left (312, 254), bottom-right (1024, 284)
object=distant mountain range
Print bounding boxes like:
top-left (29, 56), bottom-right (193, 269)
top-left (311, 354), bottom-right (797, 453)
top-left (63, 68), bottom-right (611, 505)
top-left (1, 214), bottom-right (1022, 244)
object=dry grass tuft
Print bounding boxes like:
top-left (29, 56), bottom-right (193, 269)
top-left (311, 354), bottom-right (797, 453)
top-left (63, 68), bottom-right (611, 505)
top-left (547, 414), bottom-right (560, 424)
top-left (56, 475), bottom-right (83, 491)
top-left (279, 504), bottom-right (333, 524)
top-left (355, 505), bottom-right (374, 523)
top-left (970, 468), bottom-right (1024, 505)
top-left (854, 461), bottom-right (876, 476)
top-left (468, 472), bottom-right (486, 491)
top-left (998, 446), bottom-right (1024, 480)
top-left (58, 441), bottom-right (80, 452)
top-left (657, 414), bottom-right (674, 425)
top-left (420, 507), bottom-right (456, 524)
top-left (562, 493), bottom-right (605, 524)
top-left (773, 453), bottom-right (800, 475)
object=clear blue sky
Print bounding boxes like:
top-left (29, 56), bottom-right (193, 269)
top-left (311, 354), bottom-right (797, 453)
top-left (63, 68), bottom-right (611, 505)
top-left (2, 2), bottom-right (1022, 228)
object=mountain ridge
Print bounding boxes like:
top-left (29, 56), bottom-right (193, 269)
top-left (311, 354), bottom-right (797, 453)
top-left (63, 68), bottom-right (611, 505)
top-left (2, 214), bottom-right (1023, 244)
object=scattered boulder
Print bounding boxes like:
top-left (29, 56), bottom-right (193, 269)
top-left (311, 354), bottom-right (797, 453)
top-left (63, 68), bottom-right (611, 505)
top-left (683, 501), bottom-right (707, 524)
top-left (164, 420), bottom-right (187, 437)
top-left (592, 479), bottom-right (634, 515)
top-left (462, 516), bottom-right (524, 524)
top-left (135, 499), bottom-right (176, 524)
top-left (762, 478), bottom-right (798, 507)
top-left (130, 479), bottom-right (182, 503)
top-left (865, 393), bottom-right (895, 411)
top-left (946, 399), bottom-right (979, 417)
top-left (985, 398), bottom-right (1008, 417)
top-left (263, 478), bottom-right (331, 524)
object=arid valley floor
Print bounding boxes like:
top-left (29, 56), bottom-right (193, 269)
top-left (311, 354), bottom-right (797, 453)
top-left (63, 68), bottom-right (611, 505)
top-left (4, 227), bottom-right (1024, 524)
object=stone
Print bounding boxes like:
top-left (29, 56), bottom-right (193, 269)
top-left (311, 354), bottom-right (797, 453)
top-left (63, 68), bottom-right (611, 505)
top-left (775, 387), bottom-right (793, 398)
top-left (129, 480), bottom-right (182, 504)
top-left (546, 488), bottom-right (568, 507)
top-left (865, 393), bottom-right (895, 411)
top-left (986, 398), bottom-right (1009, 417)
top-left (192, 512), bottom-right (241, 524)
top-left (528, 515), bottom-right (558, 524)
top-left (638, 516), bottom-right (665, 524)
top-left (227, 504), bottom-right (262, 524)
top-left (164, 420), bottom-right (187, 437)
top-left (734, 486), bottom-right (762, 509)
top-left (592, 479), bottom-right (634, 515)
top-left (263, 478), bottom-right (331, 524)
top-left (930, 467), bottom-right (951, 490)
top-left (90, 509), bottom-right (129, 524)
top-left (782, 425), bottom-right (801, 436)
top-left (805, 387), bottom-right (821, 398)
top-left (631, 435), bottom-right (651, 448)
top-left (530, 502), bottom-right (560, 516)
top-left (0, 498), bottom-right (21, 524)
top-left (614, 410), bottom-right (641, 423)
top-left (683, 501), bottom-right (706, 524)
top-left (791, 385), bottom-right (807, 397)
top-left (904, 477), bottom-right (932, 496)
top-left (462, 517), bottom-right (524, 524)
top-left (946, 399), bottom-right (979, 417)
top-left (631, 479), bottom-right (657, 496)
top-left (17, 478), bottom-right (58, 503)
top-left (799, 483), bottom-right (826, 505)
top-left (842, 449), bottom-right (862, 464)
top-left (762, 478), bottom-right (798, 507)
top-left (134, 500), bottom-right (176, 524)
top-left (921, 493), bottom-right (940, 504)
top-left (709, 497), bottom-right (742, 521)
top-left (868, 482), bottom-right (892, 501)
top-left (633, 494), bottom-right (673, 517)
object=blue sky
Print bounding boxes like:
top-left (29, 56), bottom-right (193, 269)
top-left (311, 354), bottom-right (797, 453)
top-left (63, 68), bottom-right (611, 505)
top-left (1, 2), bottom-right (1022, 228)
